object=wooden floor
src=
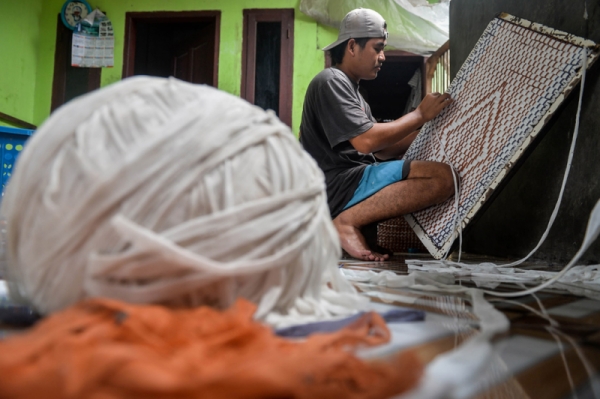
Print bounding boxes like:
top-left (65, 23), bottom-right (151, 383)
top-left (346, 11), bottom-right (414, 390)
top-left (340, 254), bottom-right (600, 399)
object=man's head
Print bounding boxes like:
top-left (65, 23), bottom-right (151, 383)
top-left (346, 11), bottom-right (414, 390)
top-left (324, 9), bottom-right (388, 81)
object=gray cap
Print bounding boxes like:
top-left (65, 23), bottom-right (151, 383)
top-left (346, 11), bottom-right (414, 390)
top-left (323, 8), bottom-right (388, 51)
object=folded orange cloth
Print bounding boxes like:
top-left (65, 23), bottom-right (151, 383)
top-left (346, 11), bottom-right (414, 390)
top-left (0, 298), bottom-right (422, 399)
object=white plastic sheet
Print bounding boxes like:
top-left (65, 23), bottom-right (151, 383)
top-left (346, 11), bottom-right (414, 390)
top-left (300, 0), bottom-right (449, 55)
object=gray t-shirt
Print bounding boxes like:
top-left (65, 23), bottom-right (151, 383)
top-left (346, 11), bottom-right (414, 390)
top-left (299, 67), bottom-right (376, 219)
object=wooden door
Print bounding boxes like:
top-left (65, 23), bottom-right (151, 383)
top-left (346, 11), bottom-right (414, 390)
top-left (51, 15), bottom-right (101, 112)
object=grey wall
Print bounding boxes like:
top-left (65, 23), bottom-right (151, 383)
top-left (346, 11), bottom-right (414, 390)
top-left (450, 0), bottom-right (600, 263)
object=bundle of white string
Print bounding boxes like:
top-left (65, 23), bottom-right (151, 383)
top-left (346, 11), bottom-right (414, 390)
top-left (0, 76), bottom-right (367, 326)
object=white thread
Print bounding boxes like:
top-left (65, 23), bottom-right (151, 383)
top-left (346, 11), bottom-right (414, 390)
top-left (491, 295), bottom-right (600, 399)
top-left (433, 123), bottom-right (462, 261)
top-left (551, 329), bottom-right (579, 399)
top-left (531, 290), bottom-right (579, 399)
top-left (497, 46), bottom-right (590, 269)
top-left (341, 268), bottom-right (510, 399)
top-left (345, 267), bottom-right (596, 399)
top-left (550, 327), bottom-right (600, 399)
top-left (0, 77), bottom-right (369, 326)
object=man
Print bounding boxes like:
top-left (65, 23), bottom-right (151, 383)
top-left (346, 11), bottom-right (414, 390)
top-left (300, 8), bottom-right (455, 261)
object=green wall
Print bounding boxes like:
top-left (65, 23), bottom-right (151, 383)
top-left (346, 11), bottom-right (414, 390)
top-left (24, 0), bottom-right (338, 135)
top-left (0, 0), bottom-right (43, 128)
top-left (2, 1), bottom-right (443, 133)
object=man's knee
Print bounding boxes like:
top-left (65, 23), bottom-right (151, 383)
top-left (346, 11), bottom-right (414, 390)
top-left (436, 162), bottom-right (455, 200)
top-left (408, 160), bottom-right (455, 201)
top-left (408, 161), bottom-right (454, 196)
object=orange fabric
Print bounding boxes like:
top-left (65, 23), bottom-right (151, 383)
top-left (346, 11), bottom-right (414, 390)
top-left (0, 298), bottom-right (422, 399)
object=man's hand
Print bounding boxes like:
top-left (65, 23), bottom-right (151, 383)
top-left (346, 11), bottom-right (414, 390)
top-left (350, 93), bottom-right (452, 155)
top-left (414, 92), bottom-right (453, 123)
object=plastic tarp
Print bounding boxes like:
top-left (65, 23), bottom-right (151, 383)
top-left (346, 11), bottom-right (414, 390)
top-left (300, 0), bottom-right (449, 55)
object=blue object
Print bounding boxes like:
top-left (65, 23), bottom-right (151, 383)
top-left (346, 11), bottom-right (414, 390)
top-left (0, 284), bottom-right (40, 329)
top-left (0, 126), bottom-right (34, 193)
top-left (344, 160), bottom-right (407, 210)
top-left (275, 308), bottom-right (425, 338)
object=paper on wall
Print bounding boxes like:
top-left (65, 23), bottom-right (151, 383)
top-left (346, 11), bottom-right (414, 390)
top-left (71, 9), bottom-right (114, 68)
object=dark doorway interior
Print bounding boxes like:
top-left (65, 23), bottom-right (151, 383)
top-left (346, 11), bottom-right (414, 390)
top-left (359, 52), bottom-right (425, 122)
top-left (123, 12), bottom-right (220, 87)
top-left (254, 22), bottom-right (282, 116)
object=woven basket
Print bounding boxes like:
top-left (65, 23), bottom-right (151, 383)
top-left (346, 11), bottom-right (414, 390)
top-left (377, 217), bottom-right (427, 254)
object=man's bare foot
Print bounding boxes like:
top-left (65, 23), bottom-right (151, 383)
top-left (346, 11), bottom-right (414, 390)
top-left (333, 217), bottom-right (389, 261)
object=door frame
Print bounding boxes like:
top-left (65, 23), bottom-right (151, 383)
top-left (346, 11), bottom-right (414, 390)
top-left (122, 11), bottom-right (221, 87)
top-left (51, 14), bottom-right (101, 113)
top-left (241, 9), bottom-right (294, 126)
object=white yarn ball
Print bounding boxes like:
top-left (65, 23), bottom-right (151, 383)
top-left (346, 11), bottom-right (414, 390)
top-left (1, 77), bottom-right (366, 325)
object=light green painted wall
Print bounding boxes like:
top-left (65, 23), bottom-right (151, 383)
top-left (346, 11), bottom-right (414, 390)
top-left (0, 0), bottom-right (43, 128)
top-left (2, 1), bottom-right (444, 132)
top-left (29, 0), bottom-right (338, 135)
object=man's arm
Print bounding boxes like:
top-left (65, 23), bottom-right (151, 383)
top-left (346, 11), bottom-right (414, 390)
top-left (374, 130), bottom-right (419, 160)
top-left (349, 93), bottom-right (452, 154)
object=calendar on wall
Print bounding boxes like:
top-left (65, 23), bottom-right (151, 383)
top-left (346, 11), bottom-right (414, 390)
top-left (71, 9), bottom-right (114, 68)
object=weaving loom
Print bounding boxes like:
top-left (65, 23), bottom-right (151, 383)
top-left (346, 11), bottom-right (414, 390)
top-left (403, 13), bottom-right (600, 259)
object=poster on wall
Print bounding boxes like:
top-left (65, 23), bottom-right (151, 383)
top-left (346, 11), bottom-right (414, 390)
top-left (71, 9), bottom-right (114, 68)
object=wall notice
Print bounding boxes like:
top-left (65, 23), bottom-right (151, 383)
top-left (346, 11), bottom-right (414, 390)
top-left (71, 10), bottom-right (114, 68)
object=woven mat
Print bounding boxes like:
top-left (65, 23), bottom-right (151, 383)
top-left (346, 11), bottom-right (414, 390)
top-left (403, 13), bottom-right (599, 259)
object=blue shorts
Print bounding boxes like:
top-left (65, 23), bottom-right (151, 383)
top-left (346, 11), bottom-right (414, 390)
top-left (343, 160), bottom-right (411, 210)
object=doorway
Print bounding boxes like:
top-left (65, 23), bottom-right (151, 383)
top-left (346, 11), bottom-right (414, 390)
top-left (241, 9), bottom-right (294, 127)
top-left (123, 11), bottom-right (220, 86)
top-left (358, 51), bottom-right (425, 122)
